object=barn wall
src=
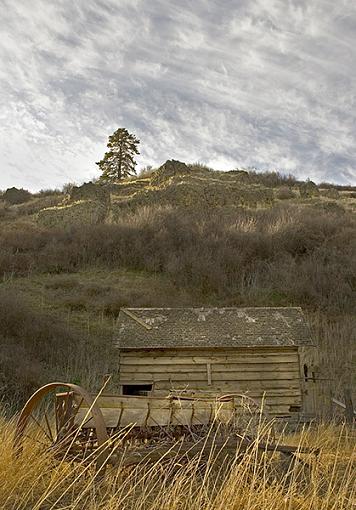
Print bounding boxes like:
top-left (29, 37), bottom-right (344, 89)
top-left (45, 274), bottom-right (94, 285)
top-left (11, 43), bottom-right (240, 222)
top-left (118, 347), bottom-right (302, 417)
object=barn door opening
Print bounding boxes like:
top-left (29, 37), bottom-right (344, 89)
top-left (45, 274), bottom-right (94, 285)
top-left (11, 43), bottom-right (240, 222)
top-left (122, 384), bottom-right (152, 396)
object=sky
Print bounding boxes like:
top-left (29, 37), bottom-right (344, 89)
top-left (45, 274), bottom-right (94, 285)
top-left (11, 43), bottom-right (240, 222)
top-left (0, 0), bottom-right (356, 191)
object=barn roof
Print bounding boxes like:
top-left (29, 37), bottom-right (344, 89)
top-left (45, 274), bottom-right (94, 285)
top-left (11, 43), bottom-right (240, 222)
top-left (115, 307), bottom-right (314, 349)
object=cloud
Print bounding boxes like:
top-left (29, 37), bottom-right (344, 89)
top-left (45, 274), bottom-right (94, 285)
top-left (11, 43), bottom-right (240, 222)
top-left (0, 0), bottom-right (355, 190)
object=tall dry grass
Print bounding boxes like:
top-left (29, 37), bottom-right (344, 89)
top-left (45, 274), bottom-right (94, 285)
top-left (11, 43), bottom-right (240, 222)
top-left (0, 416), bottom-right (354, 510)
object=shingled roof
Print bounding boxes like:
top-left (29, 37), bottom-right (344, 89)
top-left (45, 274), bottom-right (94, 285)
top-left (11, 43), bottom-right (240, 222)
top-left (115, 307), bottom-right (314, 349)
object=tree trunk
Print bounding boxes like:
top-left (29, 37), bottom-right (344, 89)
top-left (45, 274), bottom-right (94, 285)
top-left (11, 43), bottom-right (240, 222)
top-left (118, 143), bottom-right (123, 179)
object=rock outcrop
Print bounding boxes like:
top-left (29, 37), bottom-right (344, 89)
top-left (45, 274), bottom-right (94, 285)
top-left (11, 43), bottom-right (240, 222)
top-left (3, 187), bottom-right (32, 205)
top-left (68, 182), bottom-right (110, 204)
top-left (37, 163), bottom-right (278, 228)
top-left (38, 182), bottom-right (110, 228)
top-left (37, 200), bottom-right (107, 228)
top-left (151, 160), bottom-right (191, 186)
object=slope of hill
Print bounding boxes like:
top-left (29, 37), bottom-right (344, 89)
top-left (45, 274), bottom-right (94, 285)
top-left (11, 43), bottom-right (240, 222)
top-left (0, 161), bottom-right (355, 410)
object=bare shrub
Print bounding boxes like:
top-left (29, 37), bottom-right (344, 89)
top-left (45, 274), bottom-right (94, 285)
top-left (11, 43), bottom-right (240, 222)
top-left (61, 294), bottom-right (88, 311)
top-left (276, 186), bottom-right (296, 199)
top-left (0, 201), bottom-right (8, 218)
top-left (33, 188), bottom-right (62, 197)
top-left (81, 282), bottom-right (113, 296)
top-left (314, 201), bottom-right (345, 215)
top-left (1, 200), bottom-right (355, 406)
top-left (299, 180), bottom-right (320, 198)
top-left (138, 165), bottom-right (156, 178)
top-left (321, 187), bottom-right (340, 199)
top-left (309, 313), bottom-right (355, 407)
top-left (187, 162), bottom-right (215, 173)
top-left (0, 204), bottom-right (355, 314)
top-left (62, 182), bottom-right (76, 195)
top-left (44, 275), bottom-right (78, 290)
top-left (0, 344), bottom-right (45, 405)
top-left (0, 290), bottom-right (113, 407)
top-left (319, 181), bottom-right (356, 192)
top-left (246, 170), bottom-right (297, 187)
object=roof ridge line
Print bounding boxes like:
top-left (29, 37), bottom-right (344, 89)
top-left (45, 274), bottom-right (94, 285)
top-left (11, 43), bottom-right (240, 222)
top-left (122, 306), bottom-right (303, 310)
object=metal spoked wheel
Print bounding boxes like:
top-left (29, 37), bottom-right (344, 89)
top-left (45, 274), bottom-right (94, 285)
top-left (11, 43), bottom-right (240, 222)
top-left (13, 382), bottom-right (110, 471)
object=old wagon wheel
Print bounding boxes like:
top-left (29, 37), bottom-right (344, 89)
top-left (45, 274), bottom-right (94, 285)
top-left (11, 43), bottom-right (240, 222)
top-left (13, 382), bottom-right (110, 470)
top-left (217, 393), bottom-right (276, 443)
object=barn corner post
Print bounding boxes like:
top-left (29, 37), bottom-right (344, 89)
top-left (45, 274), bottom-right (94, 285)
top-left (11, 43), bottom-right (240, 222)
top-left (113, 310), bottom-right (124, 395)
top-left (298, 345), bottom-right (319, 419)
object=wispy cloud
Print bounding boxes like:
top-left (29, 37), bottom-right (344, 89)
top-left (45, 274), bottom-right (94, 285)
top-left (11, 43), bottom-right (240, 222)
top-left (0, 0), bottom-right (355, 190)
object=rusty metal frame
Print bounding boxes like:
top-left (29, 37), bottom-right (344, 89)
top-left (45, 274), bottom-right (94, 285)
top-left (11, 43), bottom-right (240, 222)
top-left (13, 382), bottom-right (110, 470)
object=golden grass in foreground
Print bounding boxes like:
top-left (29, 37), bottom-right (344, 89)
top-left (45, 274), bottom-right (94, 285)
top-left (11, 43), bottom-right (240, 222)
top-left (0, 417), bottom-right (355, 510)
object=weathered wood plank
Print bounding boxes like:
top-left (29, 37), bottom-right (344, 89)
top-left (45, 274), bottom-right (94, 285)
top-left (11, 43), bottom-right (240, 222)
top-left (120, 363), bottom-right (299, 373)
top-left (75, 402), bottom-right (296, 428)
top-left (85, 396), bottom-right (301, 410)
top-left (80, 396), bottom-right (235, 409)
top-left (119, 371), bottom-right (300, 382)
top-left (75, 399), bottom-right (237, 428)
top-left (153, 380), bottom-right (301, 391)
top-left (121, 364), bottom-right (207, 373)
top-left (212, 370), bottom-right (299, 382)
top-left (121, 309), bottom-right (152, 330)
top-left (151, 389), bottom-right (302, 398)
top-left (120, 355), bottom-right (299, 365)
top-left (120, 348), bottom-right (298, 357)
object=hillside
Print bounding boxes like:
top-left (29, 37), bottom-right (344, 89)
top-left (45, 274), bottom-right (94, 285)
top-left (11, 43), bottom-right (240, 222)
top-left (0, 161), bottom-right (355, 410)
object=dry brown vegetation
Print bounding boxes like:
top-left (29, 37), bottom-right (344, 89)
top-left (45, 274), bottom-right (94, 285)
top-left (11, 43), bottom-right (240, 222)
top-left (0, 289), bottom-right (111, 408)
top-left (0, 196), bottom-right (355, 407)
top-left (0, 416), bottom-right (355, 510)
top-left (0, 204), bottom-right (355, 309)
top-left (0, 168), bottom-right (355, 508)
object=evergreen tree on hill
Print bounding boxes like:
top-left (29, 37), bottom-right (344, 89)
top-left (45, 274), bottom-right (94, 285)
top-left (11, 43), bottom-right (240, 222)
top-left (96, 128), bottom-right (140, 182)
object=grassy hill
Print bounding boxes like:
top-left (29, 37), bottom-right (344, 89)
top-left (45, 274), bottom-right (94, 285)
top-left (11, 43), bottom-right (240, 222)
top-left (0, 161), bottom-right (355, 410)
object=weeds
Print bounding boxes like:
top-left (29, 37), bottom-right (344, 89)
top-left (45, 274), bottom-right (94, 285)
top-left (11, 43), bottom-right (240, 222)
top-left (0, 289), bottom-right (112, 408)
top-left (0, 204), bottom-right (355, 313)
top-left (0, 417), bottom-right (354, 509)
top-left (0, 202), bottom-right (355, 405)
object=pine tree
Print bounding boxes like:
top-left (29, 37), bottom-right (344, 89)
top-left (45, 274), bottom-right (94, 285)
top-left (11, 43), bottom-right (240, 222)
top-left (96, 128), bottom-right (140, 182)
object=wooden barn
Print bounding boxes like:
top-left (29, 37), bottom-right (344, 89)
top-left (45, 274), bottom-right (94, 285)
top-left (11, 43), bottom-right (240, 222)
top-left (114, 307), bottom-right (318, 419)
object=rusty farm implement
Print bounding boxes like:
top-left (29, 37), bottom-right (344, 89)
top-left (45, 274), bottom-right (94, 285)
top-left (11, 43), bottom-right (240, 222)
top-left (13, 382), bottom-right (319, 471)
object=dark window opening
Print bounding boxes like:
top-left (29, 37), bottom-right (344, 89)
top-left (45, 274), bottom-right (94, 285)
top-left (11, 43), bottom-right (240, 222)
top-left (303, 364), bottom-right (308, 382)
top-left (289, 405), bottom-right (301, 413)
top-left (122, 384), bottom-right (152, 396)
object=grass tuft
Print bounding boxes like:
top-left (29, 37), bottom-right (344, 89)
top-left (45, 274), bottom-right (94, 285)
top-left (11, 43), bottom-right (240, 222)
top-left (0, 417), bottom-right (354, 509)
